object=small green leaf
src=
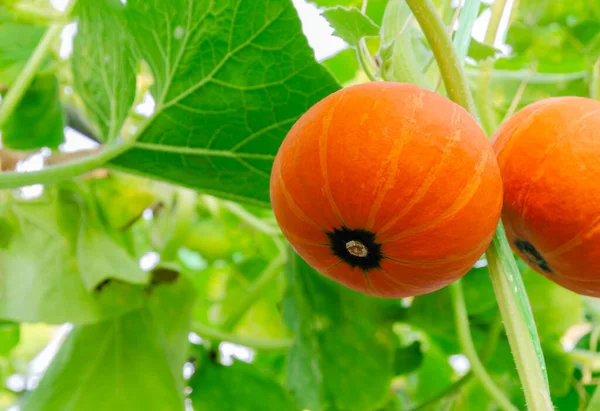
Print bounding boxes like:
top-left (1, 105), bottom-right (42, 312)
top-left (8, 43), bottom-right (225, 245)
top-left (284, 253), bottom-right (396, 411)
top-left (307, 0), bottom-right (388, 24)
top-left (322, 6), bottom-right (379, 47)
top-left (468, 38), bottom-right (500, 62)
top-left (1, 73), bottom-right (65, 150)
top-left (394, 340), bottom-right (423, 375)
top-left (0, 321), bottom-right (19, 355)
top-left (76, 217), bottom-right (149, 291)
top-left (190, 357), bottom-right (295, 411)
top-left (72, 0), bottom-right (136, 142)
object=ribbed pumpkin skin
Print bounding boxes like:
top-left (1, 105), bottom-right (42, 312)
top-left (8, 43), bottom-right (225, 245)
top-left (492, 96), bottom-right (600, 297)
top-left (270, 82), bottom-right (502, 298)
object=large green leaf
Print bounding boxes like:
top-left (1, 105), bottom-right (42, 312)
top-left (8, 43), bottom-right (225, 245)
top-left (284, 253), bottom-right (396, 411)
top-left (82, 0), bottom-right (341, 207)
top-left (1, 73), bottom-right (65, 150)
top-left (190, 355), bottom-right (294, 411)
top-left (72, 0), bottom-right (136, 143)
top-left (21, 279), bottom-right (194, 411)
top-left (0, 189), bottom-right (143, 324)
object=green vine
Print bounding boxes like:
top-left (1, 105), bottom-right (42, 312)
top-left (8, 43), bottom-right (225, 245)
top-left (192, 321), bottom-right (292, 352)
top-left (449, 281), bottom-right (517, 411)
top-left (403, 0), bottom-right (553, 409)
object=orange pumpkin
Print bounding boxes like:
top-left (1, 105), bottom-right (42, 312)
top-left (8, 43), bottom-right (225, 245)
top-left (270, 82), bottom-right (503, 298)
top-left (492, 96), bottom-right (600, 296)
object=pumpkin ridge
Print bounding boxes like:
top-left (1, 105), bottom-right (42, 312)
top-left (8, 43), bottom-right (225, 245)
top-left (365, 91), bottom-right (423, 230)
top-left (276, 165), bottom-right (325, 231)
top-left (319, 91), bottom-right (348, 228)
top-left (382, 145), bottom-right (490, 243)
top-left (546, 215), bottom-right (600, 258)
top-left (376, 103), bottom-right (462, 236)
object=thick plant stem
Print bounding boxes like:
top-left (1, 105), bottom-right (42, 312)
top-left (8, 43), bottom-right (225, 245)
top-left (450, 281), bottom-right (517, 411)
top-left (192, 321), bottom-right (292, 352)
top-left (0, 24), bottom-right (63, 127)
top-left (486, 226), bottom-right (553, 410)
top-left (404, 0), bottom-right (553, 409)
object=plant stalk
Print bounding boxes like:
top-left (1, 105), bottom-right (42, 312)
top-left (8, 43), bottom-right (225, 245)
top-left (450, 281), bottom-right (517, 411)
top-left (192, 321), bottom-right (292, 352)
top-left (403, 0), bottom-right (553, 409)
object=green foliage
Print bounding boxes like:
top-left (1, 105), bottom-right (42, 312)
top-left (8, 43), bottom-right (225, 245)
top-left (190, 353), bottom-right (294, 411)
top-left (69, 0), bottom-right (341, 207)
top-left (322, 6), bottom-right (379, 47)
top-left (0, 19), bottom-right (44, 86)
top-left (285, 254), bottom-right (397, 411)
top-left (1, 73), bottom-right (65, 150)
top-left (72, 0), bottom-right (136, 143)
top-left (21, 278), bottom-right (194, 411)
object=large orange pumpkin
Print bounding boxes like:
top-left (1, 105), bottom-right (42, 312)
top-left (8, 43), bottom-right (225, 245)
top-left (270, 82), bottom-right (503, 298)
top-left (492, 96), bottom-right (600, 296)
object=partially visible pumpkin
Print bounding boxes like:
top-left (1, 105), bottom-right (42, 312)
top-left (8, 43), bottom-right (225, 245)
top-left (270, 82), bottom-right (502, 298)
top-left (492, 96), bottom-right (600, 296)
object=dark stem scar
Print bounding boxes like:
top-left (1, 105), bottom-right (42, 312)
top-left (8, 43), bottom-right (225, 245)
top-left (326, 226), bottom-right (383, 271)
top-left (514, 239), bottom-right (553, 274)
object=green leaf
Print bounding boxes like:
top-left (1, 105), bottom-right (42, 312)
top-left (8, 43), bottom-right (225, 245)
top-left (21, 279), bottom-right (194, 411)
top-left (522, 265), bottom-right (584, 340)
top-left (89, 173), bottom-right (156, 231)
top-left (321, 47), bottom-right (359, 85)
top-left (190, 357), bottom-right (295, 411)
top-left (1, 73), bottom-right (65, 150)
top-left (307, 0), bottom-right (388, 25)
top-left (147, 276), bottom-right (196, 391)
top-left (0, 321), bottom-right (19, 355)
top-left (76, 216), bottom-right (149, 291)
top-left (0, 21), bottom-right (45, 87)
top-left (321, 6), bottom-right (379, 47)
top-left (406, 336), bottom-right (454, 403)
top-left (462, 265), bottom-right (497, 316)
top-left (216, 257), bottom-right (289, 341)
top-left (0, 189), bottom-right (143, 324)
top-left (72, 0), bottom-right (136, 142)
top-left (284, 253), bottom-right (396, 411)
top-left (106, 0), bottom-right (339, 207)
top-left (394, 340), bottom-right (423, 375)
top-left (467, 38), bottom-right (499, 62)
